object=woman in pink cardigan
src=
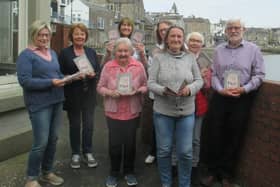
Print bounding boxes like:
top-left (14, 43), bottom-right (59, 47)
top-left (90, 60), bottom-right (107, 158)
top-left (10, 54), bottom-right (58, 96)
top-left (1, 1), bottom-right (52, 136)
top-left (97, 37), bottom-right (147, 187)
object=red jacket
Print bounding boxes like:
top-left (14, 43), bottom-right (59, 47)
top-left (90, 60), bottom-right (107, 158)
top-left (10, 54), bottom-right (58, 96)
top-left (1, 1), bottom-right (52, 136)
top-left (195, 68), bottom-right (211, 116)
top-left (195, 90), bottom-right (208, 116)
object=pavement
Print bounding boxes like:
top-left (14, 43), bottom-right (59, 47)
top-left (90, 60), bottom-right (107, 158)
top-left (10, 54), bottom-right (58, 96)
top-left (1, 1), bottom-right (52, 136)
top-left (0, 105), bottom-right (162, 187)
top-left (0, 104), bottom-right (241, 187)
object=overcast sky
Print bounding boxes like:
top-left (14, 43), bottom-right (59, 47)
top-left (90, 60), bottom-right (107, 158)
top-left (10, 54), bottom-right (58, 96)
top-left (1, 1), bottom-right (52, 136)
top-left (143, 0), bottom-right (280, 28)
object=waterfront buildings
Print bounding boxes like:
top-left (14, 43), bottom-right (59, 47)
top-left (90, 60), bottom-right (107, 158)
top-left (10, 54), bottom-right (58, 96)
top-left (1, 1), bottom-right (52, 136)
top-left (0, 0), bottom-right (279, 73)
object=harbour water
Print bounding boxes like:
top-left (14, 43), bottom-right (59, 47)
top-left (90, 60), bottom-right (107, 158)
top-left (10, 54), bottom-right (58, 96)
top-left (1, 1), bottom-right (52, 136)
top-left (264, 54), bottom-right (280, 82)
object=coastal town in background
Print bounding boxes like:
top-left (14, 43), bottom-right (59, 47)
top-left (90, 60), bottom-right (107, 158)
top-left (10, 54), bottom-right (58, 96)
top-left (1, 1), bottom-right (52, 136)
top-left (1, 0), bottom-right (280, 75)
top-left (0, 1), bottom-right (280, 187)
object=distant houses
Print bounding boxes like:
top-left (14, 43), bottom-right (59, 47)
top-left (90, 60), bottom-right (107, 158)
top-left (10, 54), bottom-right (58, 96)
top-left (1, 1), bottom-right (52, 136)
top-left (39, 0), bottom-right (280, 51)
top-left (0, 0), bottom-right (280, 74)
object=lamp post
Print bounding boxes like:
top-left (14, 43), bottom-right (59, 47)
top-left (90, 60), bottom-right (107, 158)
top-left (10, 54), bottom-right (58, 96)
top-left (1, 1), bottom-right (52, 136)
top-left (70, 0), bottom-right (73, 24)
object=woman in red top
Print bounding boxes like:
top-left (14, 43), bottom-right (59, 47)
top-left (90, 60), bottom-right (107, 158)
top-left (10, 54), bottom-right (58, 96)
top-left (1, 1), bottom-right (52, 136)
top-left (186, 32), bottom-right (212, 186)
top-left (97, 37), bottom-right (147, 187)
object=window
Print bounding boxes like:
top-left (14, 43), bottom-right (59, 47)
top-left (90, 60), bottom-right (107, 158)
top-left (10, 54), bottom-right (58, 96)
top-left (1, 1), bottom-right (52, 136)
top-left (97, 17), bottom-right (104, 30)
top-left (0, 0), bottom-right (18, 67)
top-left (107, 3), bottom-right (114, 10)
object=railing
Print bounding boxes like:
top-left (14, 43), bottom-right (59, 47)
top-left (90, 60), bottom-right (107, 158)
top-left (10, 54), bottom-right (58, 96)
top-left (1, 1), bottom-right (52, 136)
top-left (51, 12), bottom-right (95, 29)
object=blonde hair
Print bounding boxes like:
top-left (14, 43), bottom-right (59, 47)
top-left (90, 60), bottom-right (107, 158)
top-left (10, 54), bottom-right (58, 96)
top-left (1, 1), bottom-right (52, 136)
top-left (29, 20), bottom-right (52, 44)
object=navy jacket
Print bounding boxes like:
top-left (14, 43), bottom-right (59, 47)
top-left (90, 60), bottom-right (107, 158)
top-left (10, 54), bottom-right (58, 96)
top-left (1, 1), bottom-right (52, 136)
top-left (58, 46), bottom-right (100, 111)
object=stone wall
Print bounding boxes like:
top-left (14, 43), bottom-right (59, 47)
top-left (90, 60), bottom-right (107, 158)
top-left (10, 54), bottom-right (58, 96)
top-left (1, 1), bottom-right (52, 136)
top-left (237, 81), bottom-right (280, 187)
top-left (200, 81), bottom-right (280, 187)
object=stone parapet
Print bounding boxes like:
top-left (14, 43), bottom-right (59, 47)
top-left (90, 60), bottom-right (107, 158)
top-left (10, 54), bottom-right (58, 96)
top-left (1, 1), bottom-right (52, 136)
top-left (0, 75), bottom-right (24, 113)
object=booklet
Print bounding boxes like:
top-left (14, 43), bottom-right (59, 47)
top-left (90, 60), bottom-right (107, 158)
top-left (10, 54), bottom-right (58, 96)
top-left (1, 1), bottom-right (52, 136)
top-left (223, 70), bottom-right (240, 89)
top-left (73, 54), bottom-right (94, 74)
top-left (166, 80), bottom-right (187, 94)
top-left (108, 28), bottom-right (120, 42)
top-left (131, 30), bottom-right (145, 44)
top-left (117, 73), bottom-right (133, 94)
top-left (62, 72), bottom-right (82, 83)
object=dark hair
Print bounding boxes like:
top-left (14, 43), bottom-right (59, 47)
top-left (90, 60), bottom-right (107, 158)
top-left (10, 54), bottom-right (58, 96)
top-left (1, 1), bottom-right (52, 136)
top-left (155, 20), bottom-right (173, 44)
top-left (118, 17), bottom-right (134, 38)
top-left (163, 25), bottom-right (186, 52)
top-left (68, 23), bottom-right (89, 42)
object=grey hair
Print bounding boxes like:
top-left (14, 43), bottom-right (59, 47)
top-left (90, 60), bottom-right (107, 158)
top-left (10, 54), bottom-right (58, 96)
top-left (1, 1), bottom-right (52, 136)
top-left (112, 37), bottom-right (134, 55)
top-left (29, 20), bottom-right (52, 44)
top-left (186, 32), bottom-right (205, 45)
top-left (225, 19), bottom-right (245, 29)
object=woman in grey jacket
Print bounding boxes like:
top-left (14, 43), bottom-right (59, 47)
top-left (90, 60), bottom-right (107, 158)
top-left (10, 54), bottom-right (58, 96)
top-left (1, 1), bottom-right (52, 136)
top-left (148, 26), bottom-right (203, 187)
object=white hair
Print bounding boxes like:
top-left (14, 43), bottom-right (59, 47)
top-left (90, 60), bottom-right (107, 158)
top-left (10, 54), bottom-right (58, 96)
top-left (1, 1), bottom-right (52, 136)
top-left (225, 19), bottom-right (245, 29)
top-left (112, 37), bottom-right (134, 55)
top-left (186, 32), bottom-right (204, 45)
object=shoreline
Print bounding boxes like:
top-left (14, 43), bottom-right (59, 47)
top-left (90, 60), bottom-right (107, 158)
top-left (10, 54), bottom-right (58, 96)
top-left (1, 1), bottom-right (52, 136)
top-left (202, 47), bottom-right (280, 57)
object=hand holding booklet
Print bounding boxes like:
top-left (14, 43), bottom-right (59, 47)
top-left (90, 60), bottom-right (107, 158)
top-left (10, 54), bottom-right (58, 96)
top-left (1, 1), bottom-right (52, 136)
top-left (117, 73), bottom-right (133, 95)
top-left (62, 71), bottom-right (83, 83)
top-left (73, 54), bottom-right (95, 74)
top-left (165, 80), bottom-right (187, 95)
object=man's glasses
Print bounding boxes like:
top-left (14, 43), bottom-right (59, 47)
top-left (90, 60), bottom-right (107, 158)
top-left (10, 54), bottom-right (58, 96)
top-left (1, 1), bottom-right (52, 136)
top-left (226, 26), bottom-right (242, 31)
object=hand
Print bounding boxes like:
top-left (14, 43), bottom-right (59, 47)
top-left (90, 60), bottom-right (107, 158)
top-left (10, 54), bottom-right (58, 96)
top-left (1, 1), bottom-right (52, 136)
top-left (163, 87), bottom-right (178, 96)
top-left (134, 42), bottom-right (145, 54)
top-left (178, 86), bottom-right (190, 97)
top-left (200, 68), bottom-right (209, 79)
top-left (86, 71), bottom-right (96, 79)
top-left (52, 79), bottom-right (65, 87)
top-left (107, 90), bottom-right (120, 98)
top-left (105, 41), bottom-right (114, 53)
top-left (231, 87), bottom-right (245, 95)
top-left (120, 90), bottom-right (136, 96)
top-left (76, 72), bottom-right (86, 80)
top-left (219, 87), bottom-right (245, 97)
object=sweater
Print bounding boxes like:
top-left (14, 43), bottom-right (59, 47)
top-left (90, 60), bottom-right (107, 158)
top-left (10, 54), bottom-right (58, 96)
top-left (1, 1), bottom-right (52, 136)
top-left (16, 48), bottom-right (64, 112)
top-left (148, 51), bottom-right (203, 117)
top-left (97, 57), bottom-right (147, 120)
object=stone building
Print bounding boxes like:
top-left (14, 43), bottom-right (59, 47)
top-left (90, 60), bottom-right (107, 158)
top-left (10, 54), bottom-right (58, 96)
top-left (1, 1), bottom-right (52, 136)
top-left (0, 0), bottom-right (51, 73)
top-left (146, 3), bottom-right (184, 28)
top-left (183, 16), bottom-right (211, 46)
top-left (270, 28), bottom-right (280, 46)
top-left (89, 0), bottom-right (146, 30)
top-left (244, 28), bottom-right (270, 47)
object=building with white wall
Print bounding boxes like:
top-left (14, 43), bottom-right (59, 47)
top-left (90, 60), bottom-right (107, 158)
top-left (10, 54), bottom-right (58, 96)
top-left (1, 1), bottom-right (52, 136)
top-left (64, 0), bottom-right (89, 25)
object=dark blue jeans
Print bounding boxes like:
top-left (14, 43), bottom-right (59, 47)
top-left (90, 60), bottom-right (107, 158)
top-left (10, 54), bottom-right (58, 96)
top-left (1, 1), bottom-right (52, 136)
top-left (27, 102), bottom-right (63, 180)
top-left (67, 107), bottom-right (95, 155)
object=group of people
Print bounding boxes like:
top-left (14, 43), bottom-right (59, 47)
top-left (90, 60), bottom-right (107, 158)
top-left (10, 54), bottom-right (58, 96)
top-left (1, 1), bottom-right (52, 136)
top-left (16, 16), bottom-right (265, 187)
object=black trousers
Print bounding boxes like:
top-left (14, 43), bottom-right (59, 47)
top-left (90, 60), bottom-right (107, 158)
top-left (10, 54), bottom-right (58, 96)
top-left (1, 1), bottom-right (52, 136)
top-left (67, 107), bottom-right (95, 155)
top-left (201, 91), bottom-right (256, 179)
top-left (106, 117), bottom-right (139, 176)
top-left (140, 95), bottom-right (156, 156)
